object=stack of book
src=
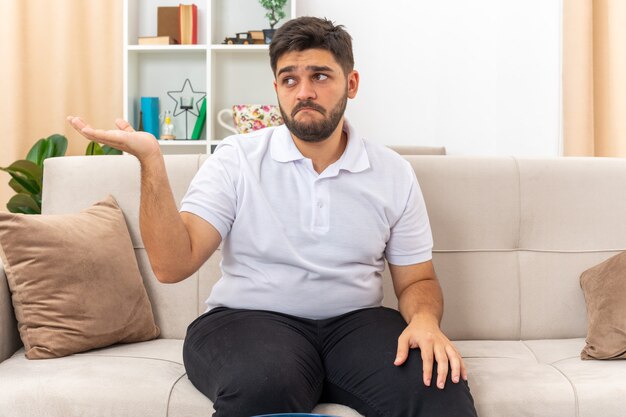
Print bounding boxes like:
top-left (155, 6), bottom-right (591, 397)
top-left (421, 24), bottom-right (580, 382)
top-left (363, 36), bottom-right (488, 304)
top-left (136, 4), bottom-right (197, 46)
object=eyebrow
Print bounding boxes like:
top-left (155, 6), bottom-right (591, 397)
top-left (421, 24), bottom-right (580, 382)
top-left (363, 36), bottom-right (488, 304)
top-left (277, 65), bottom-right (335, 77)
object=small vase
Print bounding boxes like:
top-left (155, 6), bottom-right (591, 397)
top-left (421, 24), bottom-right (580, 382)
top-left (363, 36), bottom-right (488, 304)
top-left (263, 29), bottom-right (276, 44)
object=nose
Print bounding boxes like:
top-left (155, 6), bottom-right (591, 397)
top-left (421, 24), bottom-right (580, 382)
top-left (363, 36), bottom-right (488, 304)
top-left (296, 79), bottom-right (316, 101)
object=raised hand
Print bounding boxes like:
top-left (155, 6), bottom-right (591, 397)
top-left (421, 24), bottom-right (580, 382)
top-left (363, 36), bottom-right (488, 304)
top-left (67, 117), bottom-right (161, 162)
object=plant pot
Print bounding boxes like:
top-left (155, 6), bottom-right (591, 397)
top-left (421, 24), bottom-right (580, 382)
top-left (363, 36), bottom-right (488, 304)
top-left (263, 29), bottom-right (276, 44)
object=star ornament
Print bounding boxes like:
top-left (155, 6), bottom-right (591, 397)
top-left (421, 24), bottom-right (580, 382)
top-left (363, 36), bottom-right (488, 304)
top-left (167, 78), bottom-right (206, 117)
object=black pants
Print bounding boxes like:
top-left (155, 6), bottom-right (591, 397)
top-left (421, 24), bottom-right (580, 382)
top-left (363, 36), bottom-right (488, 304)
top-left (183, 306), bottom-right (477, 417)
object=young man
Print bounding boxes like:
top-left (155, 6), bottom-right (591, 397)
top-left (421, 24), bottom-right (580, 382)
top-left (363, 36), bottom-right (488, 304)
top-left (69, 16), bottom-right (477, 417)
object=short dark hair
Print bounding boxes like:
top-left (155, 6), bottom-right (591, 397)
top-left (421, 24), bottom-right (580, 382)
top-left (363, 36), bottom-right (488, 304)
top-left (269, 16), bottom-right (354, 77)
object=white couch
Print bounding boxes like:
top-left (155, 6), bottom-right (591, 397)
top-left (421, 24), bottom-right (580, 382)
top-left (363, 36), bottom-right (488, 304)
top-left (1, 154), bottom-right (625, 416)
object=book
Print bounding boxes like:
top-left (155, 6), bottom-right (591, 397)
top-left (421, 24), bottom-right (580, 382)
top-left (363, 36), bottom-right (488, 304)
top-left (140, 97), bottom-right (160, 138)
top-left (158, 6), bottom-right (180, 44)
top-left (138, 36), bottom-right (176, 45)
top-left (191, 98), bottom-right (206, 140)
top-left (179, 4), bottom-right (198, 45)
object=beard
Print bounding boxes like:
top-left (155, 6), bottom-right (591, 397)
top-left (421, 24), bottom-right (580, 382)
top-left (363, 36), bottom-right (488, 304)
top-left (279, 89), bottom-right (348, 143)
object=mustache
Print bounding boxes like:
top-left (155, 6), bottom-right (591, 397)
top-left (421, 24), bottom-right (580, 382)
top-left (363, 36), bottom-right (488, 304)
top-left (291, 101), bottom-right (326, 117)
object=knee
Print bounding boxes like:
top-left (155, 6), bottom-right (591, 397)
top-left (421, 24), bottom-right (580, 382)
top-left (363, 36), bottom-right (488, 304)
top-left (416, 379), bottom-right (477, 416)
top-left (377, 358), bottom-right (476, 416)
top-left (400, 373), bottom-right (477, 416)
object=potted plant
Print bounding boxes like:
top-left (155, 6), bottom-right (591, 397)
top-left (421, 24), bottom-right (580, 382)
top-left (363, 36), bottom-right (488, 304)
top-left (259, 0), bottom-right (288, 44)
top-left (1, 134), bottom-right (121, 214)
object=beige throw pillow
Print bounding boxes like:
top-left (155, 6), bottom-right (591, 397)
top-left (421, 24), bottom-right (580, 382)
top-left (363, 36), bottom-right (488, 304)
top-left (580, 251), bottom-right (626, 360)
top-left (0, 195), bottom-right (160, 359)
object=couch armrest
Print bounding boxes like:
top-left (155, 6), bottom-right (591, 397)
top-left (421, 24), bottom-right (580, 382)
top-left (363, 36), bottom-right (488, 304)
top-left (0, 260), bottom-right (21, 362)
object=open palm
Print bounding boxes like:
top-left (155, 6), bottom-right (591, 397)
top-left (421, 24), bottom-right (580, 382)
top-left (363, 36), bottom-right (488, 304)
top-left (67, 117), bottom-right (161, 161)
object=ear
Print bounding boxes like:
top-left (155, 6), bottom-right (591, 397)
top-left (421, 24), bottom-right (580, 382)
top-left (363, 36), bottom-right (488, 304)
top-left (347, 70), bottom-right (360, 99)
top-left (273, 79), bottom-right (278, 93)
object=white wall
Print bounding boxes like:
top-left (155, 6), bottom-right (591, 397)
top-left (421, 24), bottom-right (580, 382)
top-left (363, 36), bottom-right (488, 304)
top-left (297, 0), bottom-right (563, 156)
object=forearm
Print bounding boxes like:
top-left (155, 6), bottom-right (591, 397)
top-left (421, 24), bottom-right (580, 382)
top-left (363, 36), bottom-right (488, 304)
top-left (391, 262), bottom-right (467, 386)
top-left (397, 278), bottom-right (444, 327)
top-left (138, 154), bottom-right (193, 282)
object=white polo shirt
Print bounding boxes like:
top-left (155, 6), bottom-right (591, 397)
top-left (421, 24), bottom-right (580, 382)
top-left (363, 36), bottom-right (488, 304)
top-left (180, 121), bottom-right (433, 319)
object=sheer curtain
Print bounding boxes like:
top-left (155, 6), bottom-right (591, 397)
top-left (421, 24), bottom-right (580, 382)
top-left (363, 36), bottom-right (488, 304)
top-left (0, 0), bottom-right (122, 211)
top-left (563, 0), bottom-right (626, 156)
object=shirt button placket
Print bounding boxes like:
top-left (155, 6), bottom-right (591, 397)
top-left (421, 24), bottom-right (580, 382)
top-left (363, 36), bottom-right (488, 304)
top-left (317, 180), bottom-right (330, 231)
top-left (312, 179), bottom-right (322, 229)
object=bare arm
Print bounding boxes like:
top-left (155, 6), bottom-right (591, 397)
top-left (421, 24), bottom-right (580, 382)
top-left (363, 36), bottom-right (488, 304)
top-left (136, 154), bottom-right (221, 282)
top-left (67, 117), bottom-right (221, 283)
top-left (390, 260), bottom-right (468, 389)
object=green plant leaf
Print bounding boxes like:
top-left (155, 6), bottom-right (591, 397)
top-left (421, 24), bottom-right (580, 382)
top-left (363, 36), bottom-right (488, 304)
top-left (2, 160), bottom-right (43, 184)
top-left (85, 142), bottom-right (104, 155)
top-left (8, 178), bottom-right (25, 193)
top-left (25, 139), bottom-right (49, 166)
top-left (44, 134), bottom-right (68, 159)
top-left (102, 145), bottom-right (122, 155)
top-left (6, 175), bottom-right (39, 195)
top-left (7, 193), bottom-right (40, 214)
top-left (0, 160), bottom-right (42, 193)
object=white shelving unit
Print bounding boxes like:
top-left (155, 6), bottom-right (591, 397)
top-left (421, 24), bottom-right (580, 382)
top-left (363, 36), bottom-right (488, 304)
top-left (123, 0), bottom-right (297, 154)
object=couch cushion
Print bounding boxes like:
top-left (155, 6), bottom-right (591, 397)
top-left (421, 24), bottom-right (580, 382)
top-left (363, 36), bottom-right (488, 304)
top-left (0, 340), bottom-right (185, 417)
top-left (525, 339), bottom-right (626, 417)
top-left (579, 251), bottom-right (626, 360)
top-left (0, 195), bottom-right (159, 359)
top-left (455, 340), bottom-right (578, 417)
top-left (517, 158), bottom-right (626, 252)
top-left (432, 252), bottom-right (521, 340)
top-left (455, 338), bottom-right (626, 417)
top-left (0, 339), bottom-right (365, 417)
top-left (408, 156), bottom-right (521, 251)
top-left (518, 251), bottom-right (608, 340)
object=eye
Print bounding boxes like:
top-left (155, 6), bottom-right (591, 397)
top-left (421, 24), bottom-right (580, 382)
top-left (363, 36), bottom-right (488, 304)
top-left (282, 77), bottom-right (296, 87)
top-left (314, 73), bottom-right (328, 81)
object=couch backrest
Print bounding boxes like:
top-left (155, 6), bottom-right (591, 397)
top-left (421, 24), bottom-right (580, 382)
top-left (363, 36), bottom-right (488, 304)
top-left (42, 155), bottom-right (626, 341)
top-left (387, 145), bottom-right (446, 155)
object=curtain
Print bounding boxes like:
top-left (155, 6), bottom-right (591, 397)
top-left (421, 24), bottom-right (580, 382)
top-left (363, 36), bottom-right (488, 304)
top-left (0, 0), bottom-right (122, 211)
top-left (563, 0), bottom-right (626, 156)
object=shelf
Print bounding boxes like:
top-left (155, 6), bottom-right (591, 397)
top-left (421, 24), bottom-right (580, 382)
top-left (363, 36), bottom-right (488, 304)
top-left (210, 44), bottom-right (269, 52)
top-left (127, 45), bottom-right (207, 53)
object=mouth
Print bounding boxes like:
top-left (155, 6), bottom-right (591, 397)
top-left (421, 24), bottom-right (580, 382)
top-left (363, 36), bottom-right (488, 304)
top-left (296, 108), bottom-right (318, 114)
top-left (293, 106), bottom-right (324, 117)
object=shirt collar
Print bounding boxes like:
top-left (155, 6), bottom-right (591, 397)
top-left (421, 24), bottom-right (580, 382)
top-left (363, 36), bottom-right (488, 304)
top-left (270, 119), bottom-right (371, 174)
top-left (338, 119), bottom-right (370, 174)
top-left (270, 124), bottom-right (305, 163)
